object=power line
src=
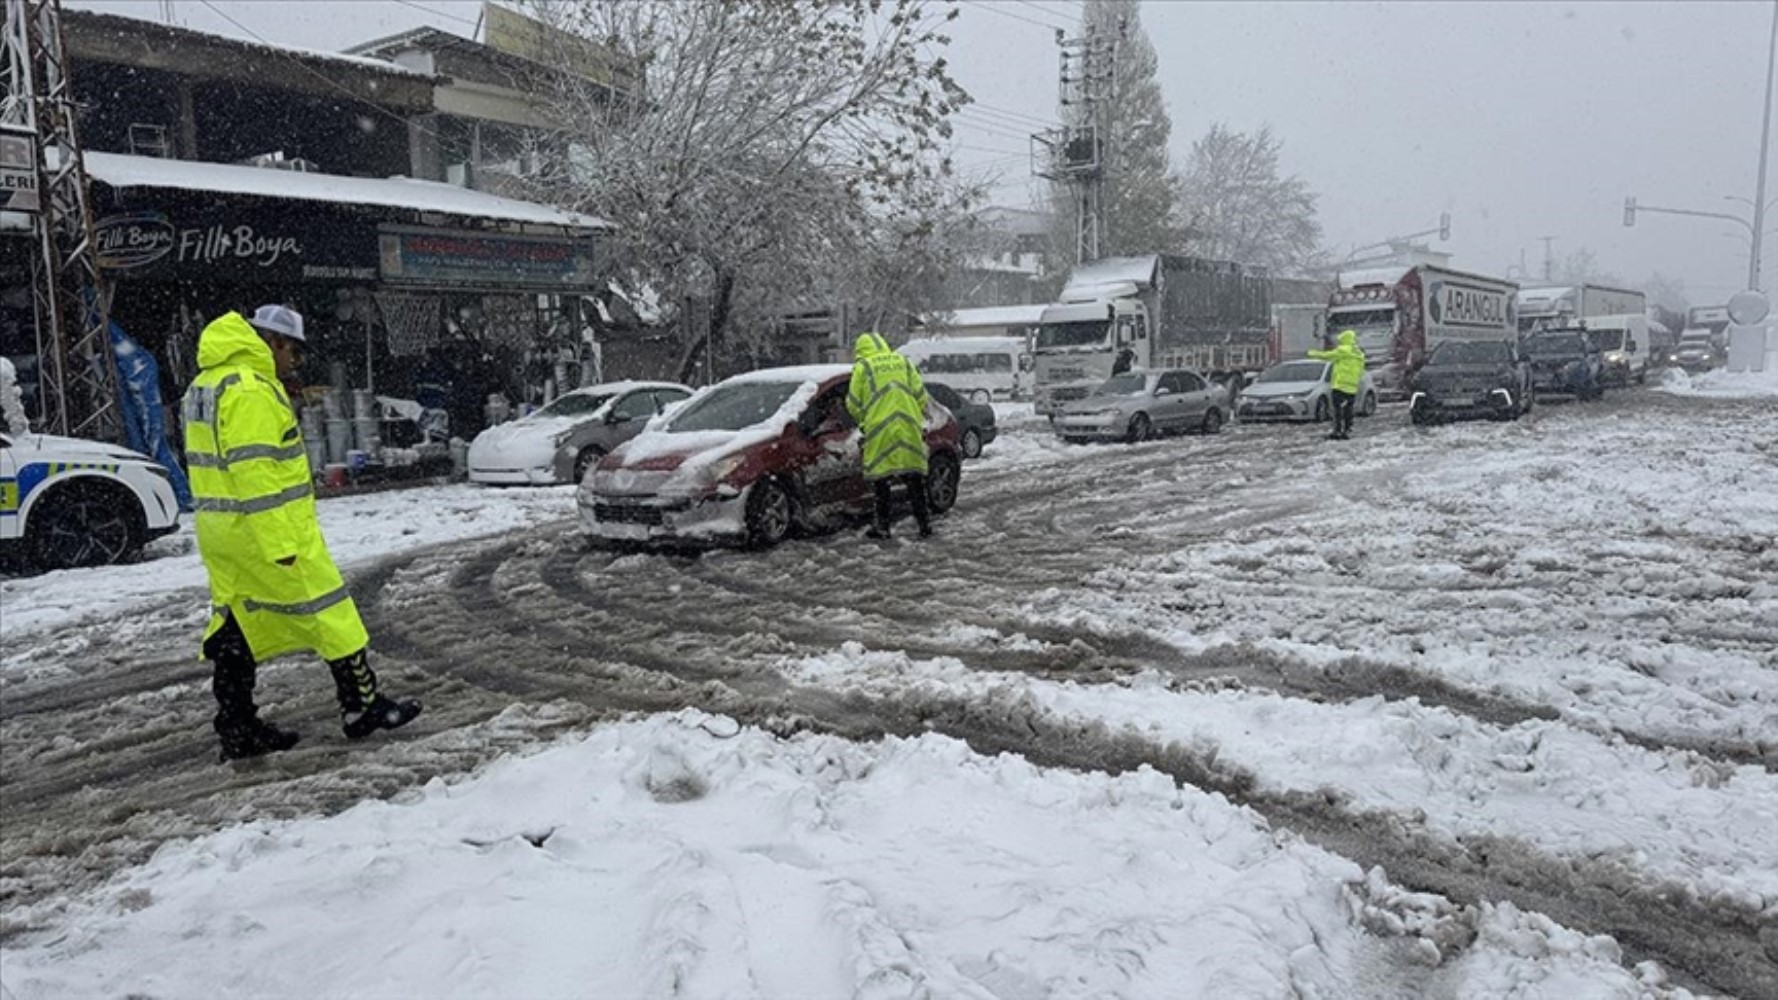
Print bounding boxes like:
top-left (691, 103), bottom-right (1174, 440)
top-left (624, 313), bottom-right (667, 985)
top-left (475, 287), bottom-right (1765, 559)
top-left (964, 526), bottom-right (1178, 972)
top-left (967, 102), bottom-right (1055, 130)
top-left (969, 2), bottom-right (1067, 33)
top-left (392, 0), bottom-right (481, 31)
top-left (1008, 0), bottom-right (1075, 31)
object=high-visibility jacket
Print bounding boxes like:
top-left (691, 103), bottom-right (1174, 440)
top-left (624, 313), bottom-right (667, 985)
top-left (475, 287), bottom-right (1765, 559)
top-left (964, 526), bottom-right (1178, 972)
top-left (182, 312), bottom-right (368, 662)
top-left (1309, 329), bottom-right (1367, 394)
top-left (845, 332), bottom-right (929, 480)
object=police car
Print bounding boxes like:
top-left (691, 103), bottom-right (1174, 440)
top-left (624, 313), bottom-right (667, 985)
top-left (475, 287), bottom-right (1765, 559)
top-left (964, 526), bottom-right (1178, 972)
top-left (0, 431), bottom-right (182, 570)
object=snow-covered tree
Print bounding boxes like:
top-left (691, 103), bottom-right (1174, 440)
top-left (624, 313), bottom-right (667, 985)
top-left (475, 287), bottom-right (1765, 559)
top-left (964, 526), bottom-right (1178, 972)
top-left (1641, 271), bottom-right (1690, 318)
top-left (1044, 0), bottom-right (1181, 269)
top-left (1175, 124), bottom-right (1324, 274)
top-left (527, 0), bottom-right (974, 381)
top-left (1549, 247), bottom-right (1625, 287)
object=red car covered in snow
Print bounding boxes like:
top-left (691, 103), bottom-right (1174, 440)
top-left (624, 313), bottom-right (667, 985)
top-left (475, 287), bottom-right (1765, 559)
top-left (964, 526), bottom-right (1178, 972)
top-left (578, 364), bottom-right (963, 547)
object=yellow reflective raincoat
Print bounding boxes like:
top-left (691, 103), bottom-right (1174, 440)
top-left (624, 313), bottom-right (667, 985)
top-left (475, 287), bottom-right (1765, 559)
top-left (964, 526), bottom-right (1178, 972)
top-left (845, 332), bottom-right (929, 481)
top-left (182, 312), bottom-right (368, 662)
top-left (1309, 330), bottom-right (1367, 394)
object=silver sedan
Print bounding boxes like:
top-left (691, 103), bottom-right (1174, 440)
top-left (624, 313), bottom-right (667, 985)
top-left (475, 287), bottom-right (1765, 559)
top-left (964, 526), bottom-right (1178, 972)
top-left (1053, 369), bottom-right (1227, 443)
top-left (467, 381), bottom-right (694, 485)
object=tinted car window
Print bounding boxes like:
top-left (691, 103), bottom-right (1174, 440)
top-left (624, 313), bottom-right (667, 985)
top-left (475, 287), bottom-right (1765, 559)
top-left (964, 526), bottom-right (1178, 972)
top-left (611, 392), bottom-right (657, 421)
top-left (1177, 372), bottom-right (1207, 392)
top-left (652, 388), bottom-right (691, 411)
top-left (927, 383), bottom-right (964, 409)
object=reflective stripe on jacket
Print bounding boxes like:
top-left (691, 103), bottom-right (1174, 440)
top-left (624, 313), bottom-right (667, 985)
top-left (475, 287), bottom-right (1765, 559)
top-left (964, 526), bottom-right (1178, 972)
top-left (1309, 330), bottom-right (1367, 394)
top-left (182, 312), bottom-right (368, 662)
top-left (845, 332), bottom-right (929, 480)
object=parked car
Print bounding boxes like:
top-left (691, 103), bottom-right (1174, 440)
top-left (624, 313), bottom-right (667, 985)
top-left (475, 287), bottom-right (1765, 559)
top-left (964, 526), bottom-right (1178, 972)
top-left (1524, 331), bottom-right (1605, 400)
top-left (467, 381), bottom-right (694, 485)
top-left (926, 381), bottom-right (997, 459)
top-left (1053, 368), bottom-right (1227, 443)
top-left (1, 431), bottom-right (181, 570)
top-left (1408, 339), bottom-right (1533, 424)
top-left (1236, 359), bottom-right (1378, 423)
top-left (580, 365), bottom-right (963, 548)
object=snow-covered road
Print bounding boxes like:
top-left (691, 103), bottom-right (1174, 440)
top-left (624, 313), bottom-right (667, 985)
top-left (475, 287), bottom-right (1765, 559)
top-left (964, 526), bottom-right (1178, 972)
top-left (2, 381), bottom-right (1775, 998)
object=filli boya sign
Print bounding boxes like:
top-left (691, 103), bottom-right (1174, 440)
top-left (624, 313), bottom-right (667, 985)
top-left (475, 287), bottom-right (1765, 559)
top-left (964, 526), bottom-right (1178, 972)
top-left (94, 203), bottom-right (378, 282)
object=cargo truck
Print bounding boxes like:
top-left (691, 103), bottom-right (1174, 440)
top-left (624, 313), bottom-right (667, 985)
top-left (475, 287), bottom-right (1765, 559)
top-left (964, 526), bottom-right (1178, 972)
top-left (1031, 255), bottom-right (1271, 417)
top-left (1326, 265), bottom-right (1519, 400)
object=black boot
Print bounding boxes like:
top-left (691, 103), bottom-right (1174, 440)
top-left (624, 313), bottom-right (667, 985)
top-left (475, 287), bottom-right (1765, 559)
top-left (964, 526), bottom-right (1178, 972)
top-left (329, 650), bottom-right (422, 740)
top-left (209, 617), bottom-right (300, 762)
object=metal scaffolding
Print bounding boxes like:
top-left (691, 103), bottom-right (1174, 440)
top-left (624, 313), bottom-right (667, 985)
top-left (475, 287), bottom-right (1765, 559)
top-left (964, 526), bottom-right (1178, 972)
top-left (3, 0), bottom-right (118, 440)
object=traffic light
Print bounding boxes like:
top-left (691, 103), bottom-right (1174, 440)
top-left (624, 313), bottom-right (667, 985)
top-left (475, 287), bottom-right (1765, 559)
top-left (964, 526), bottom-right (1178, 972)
top-left (1623, 197), bottom-right (1637, 227)
top-left (1438, 212), bottom-right (1451, 241)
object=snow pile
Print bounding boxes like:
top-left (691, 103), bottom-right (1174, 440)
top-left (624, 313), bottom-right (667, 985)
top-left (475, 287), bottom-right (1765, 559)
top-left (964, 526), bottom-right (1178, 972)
top-left (0, 483), bottom-right (576, 648)
top-left (0, 712), bottom-right (1670, 999)
top-left (1655, 364), bottom-right (1778, 398)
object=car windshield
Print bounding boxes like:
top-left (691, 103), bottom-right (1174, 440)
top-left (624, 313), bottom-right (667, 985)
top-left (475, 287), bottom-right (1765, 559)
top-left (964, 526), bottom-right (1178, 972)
top-left (1257, 361), bottom-right (1326, 384)
top-left (1525, 336), bottom-right (1587, 355)
top-left (666, 381), bottom-right (802, 432)
top-left (1096, 373), bottom-right (1149, 395)
top-left (536, 392), bottom-right (616, 418)
top-left (1430, 340), bottom-right (1510, 365)
top-left (1589, 329), bottom-right (1624, 351)
top-left (1037, 321), bottom-right (1110, 349)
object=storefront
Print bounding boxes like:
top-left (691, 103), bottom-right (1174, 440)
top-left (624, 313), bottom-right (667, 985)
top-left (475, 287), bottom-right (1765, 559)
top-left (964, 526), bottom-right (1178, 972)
top-left (82, 151), bottom-right (610, 443)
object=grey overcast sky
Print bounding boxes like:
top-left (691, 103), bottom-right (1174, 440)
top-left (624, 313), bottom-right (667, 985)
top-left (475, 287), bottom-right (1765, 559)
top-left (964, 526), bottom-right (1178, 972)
top-left (74, 0), bottom-right (1778, 302)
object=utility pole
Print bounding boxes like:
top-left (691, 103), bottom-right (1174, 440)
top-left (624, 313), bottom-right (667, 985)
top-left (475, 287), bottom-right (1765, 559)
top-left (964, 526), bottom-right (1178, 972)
top-left (1033, 20), bottom-right (1120, 265)
top-left (2, 0), bottom-right (118, 439)
top-left (1539, 236), bottom-right (1557, 281)
top-left (1751, 0), bottom-right (1776, 290)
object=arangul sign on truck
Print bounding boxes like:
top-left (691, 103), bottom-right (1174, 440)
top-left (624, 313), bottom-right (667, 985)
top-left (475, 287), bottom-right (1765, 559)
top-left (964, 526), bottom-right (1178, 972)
top-left (1326, 264), bottom-right (1518, 400)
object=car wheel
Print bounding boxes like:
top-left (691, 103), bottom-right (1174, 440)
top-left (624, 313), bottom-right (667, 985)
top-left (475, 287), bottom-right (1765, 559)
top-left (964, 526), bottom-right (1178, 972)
top-left (1125, 413), bottom-right (1152, 443)
top-left (28, 481), bottom-right (142, 570)
top-left (743, 478), bottom-right (793, 548)
top-left (1410, 406), bottom-right (1431, 426)
top-left (572, 445), bottom-right (606, 484)
top-left (926, 453), bottom-right (961, 514)
top-left (1361, 392), bottom-right (1377, 416)
top-left (1200, 407), bottom-right (1223, 434)
top-left (1313, 397), bottom-right (1330, 422)
top-left (969, 388), bottom-right (992, 404)
top-left (960, 427), bottom-right (984, 459)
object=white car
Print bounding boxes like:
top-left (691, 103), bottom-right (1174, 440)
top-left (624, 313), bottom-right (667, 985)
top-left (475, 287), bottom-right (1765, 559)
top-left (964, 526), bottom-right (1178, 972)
top-left (1236, 360), bottom-right (1378, 423)
top-left (467, 381), bottom-right (694, 486)
top-left (1, 431), bottom-right (182, 570)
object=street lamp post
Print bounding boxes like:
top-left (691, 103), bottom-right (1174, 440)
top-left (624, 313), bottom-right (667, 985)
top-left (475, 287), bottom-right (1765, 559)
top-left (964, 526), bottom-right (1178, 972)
top-left (1624, 0), bottom-right (1778, 292)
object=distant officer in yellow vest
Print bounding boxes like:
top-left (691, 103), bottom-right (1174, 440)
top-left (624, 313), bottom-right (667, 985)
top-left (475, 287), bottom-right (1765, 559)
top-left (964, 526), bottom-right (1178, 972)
top-left (182, 305), bottom-right (420, 761)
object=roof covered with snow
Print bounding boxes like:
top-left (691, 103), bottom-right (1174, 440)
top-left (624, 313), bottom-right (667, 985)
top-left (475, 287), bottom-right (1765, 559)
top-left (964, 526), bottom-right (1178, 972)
top-left (66, 9), bottom-right (431, 80)
top-left (84, 152), bottom-right (613, 231)
top-left (918, 304), bottom-right (1048, 330)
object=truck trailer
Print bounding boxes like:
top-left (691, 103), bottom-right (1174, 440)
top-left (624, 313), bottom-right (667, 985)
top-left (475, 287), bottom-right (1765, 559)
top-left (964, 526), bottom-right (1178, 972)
top-left (1032, 255), bottom-right (1271, 416)
top-left (1326, 264), bottom-right (1519, 400)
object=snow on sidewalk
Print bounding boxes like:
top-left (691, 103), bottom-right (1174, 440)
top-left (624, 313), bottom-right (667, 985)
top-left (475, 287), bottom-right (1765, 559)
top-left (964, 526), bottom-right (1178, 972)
top-left (0, 710), bottom-right (1670, 1000)
top-left (0, 484), bottom-right (576, 647)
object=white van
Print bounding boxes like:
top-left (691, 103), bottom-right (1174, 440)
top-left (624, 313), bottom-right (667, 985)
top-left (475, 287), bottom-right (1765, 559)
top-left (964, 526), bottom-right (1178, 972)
top-left (900, 336), bottom-right (1032, 402)
top-left (1581, 314), bottom-right (1650, 385)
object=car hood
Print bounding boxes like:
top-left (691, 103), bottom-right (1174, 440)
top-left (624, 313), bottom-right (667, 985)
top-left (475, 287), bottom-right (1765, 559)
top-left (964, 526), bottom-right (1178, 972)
top-left (467, 415), bottom-right (583, 466)
top-left (1242, 380), bottom-right (1321, 399)
top-left (10, 433), bottom-right (152, 464)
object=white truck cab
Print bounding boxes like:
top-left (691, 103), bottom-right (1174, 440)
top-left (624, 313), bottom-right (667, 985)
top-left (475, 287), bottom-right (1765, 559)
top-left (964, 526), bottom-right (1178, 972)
top-left (0, 432), bottom-right (182, 570)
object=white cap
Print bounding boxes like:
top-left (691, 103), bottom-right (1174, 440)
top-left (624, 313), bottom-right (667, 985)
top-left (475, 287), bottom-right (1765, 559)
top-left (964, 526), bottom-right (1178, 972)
top-left (249, 304), bottom-right (306, 343)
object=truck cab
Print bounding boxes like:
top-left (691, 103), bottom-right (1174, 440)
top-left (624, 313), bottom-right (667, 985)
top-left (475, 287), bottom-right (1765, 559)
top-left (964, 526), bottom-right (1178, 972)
top-left (1032, 293), bottom-right (1150, 417)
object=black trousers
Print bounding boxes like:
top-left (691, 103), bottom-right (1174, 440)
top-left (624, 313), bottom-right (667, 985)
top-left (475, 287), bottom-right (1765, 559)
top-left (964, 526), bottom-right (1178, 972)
top-left (204, 612), bottom-right (377, 733)
top-left (1331, 390), bottom-right (1356, 436)
top-left (872, 473), bottom-right (930, 533)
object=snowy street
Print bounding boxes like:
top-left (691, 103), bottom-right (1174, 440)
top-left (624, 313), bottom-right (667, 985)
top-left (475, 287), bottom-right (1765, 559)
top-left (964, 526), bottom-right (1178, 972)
top-left (2, 382), bottom-right (1775, 997)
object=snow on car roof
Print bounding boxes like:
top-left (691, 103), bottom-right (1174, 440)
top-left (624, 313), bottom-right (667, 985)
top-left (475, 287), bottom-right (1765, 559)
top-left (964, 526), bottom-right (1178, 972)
top-left (719, 364), bottom-right (853, 386)
top-left (569, 380), bottom-right (688, 396)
